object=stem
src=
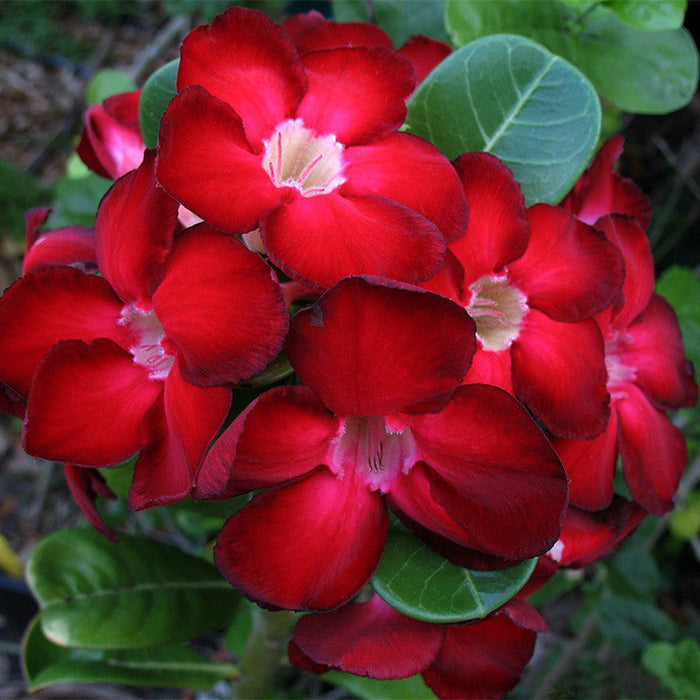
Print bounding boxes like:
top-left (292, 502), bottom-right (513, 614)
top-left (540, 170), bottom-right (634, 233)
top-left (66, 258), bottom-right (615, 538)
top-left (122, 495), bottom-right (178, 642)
top-left (231, 607), bottom-right (297, 699)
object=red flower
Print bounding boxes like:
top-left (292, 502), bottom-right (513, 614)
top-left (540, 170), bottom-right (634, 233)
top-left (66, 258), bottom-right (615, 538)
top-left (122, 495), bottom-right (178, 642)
top-left (200, 277), bottom-right (567, 611)
top-left (426, 152), bottom-right (625, 438)
top-left (0, 152), bottom-right (289, 509)
top-left (77, 90), bottom-right (145, 180)
top-left (554, 215), bottom-right (697, 515)
top-left (155, 7), bottom-right (467, 290)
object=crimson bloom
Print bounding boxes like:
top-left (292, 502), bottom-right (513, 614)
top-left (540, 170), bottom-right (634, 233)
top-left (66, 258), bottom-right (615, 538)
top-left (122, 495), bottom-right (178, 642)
top-left (0, 152), bottom-right (289, 509)
top-left (155, 7), bottom-right (467, 290)
top-left (199, 276), bottom-right (567, 611)
top-left (425, 152), bottom-right (625, 439)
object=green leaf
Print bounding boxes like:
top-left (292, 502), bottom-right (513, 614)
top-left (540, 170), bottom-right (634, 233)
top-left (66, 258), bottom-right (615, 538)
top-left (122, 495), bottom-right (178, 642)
top-left (606, 0), bottom-right (686, 31)
top-left (85, 69), bottom-right (136, 105)
top-left (656, 266), bottom-right (700, 369)
top-left (23, 616), bottom-right (238, 691)
top-left (446, 0), bottom-right (698, 114)
top-left (331, 0), bottom-right (449, 45)
top-left (26, 527), bottom-right (238, 649)
top-left (324, 671), bottom-right (436, 699)
top-left (406, 34), bottom-right (600, 205)
top-left (139, 59), bottom-right (179, 149)
top-left (642, 638), bottom-right (700, 699)
top-left (596, 597), bottom-right (677, 657)
top-left (371, 526), bottom-right (537, 623)
top-left (234, 351), bottom-right (294, 388)
top-left (607, 543), bottom-right (660, 601)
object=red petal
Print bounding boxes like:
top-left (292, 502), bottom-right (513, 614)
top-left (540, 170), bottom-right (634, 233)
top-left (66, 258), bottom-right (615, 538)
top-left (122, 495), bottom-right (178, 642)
top-left (96, 151), bottom-right (178, 305)
top-left (402, 385), bottom-right (568, 560)
top-left (555, 498), bottom-right (648, 568)
top-left (617, 382), bottom-right (688, 515)
top-left (623, 295), bottom-right (698, 410)
top-left (553, 412), bottom-right (619, 511)
top-left (263, 192), bottom-right (445, 289)
top-left (283, 11), bottom-right (393, 53)
top-left (0, 267), bottom-right (130, 397)
top-left (292, 595), bottom-right (444, 679)
top-left (23, 225), bottom-right (96, 274)
top-left (288, 277), bottom-right (474, 416)
top-left (214, 467), bottom-right (388, 610)
top-left (177, 7), bottom-right (306, 149)
top-left (423, 615), bottom-right (537, 700)
top-left (156, 86), bottom-right (281, 234)
top-left (463, 347), bottom-right (513, 393)
top-left (450, 153), bottom-right (529, 281)
top-left (563, 136), bottom-right (652, 228)
top-left (129, 361), bottom-right (231, 510)
top-left (197, 386), bottom-right (338, 498)
top-left (297, 47), bottom-right (414, 146)
top-left (595, 214), bottom-right (654, 327)
top-left (152, 225), bottom-right (288, 386)
top-left (398, 35), bottom-right (452, 85)
top-left (509, 204), bottom-right (624, 321)
top-left (512, 311), bottom-right (610, 438)
top-left (342, 133), bottom-right (468, 242)
top-left (24, 339), bottom-right (161, 466)
top-left (102, 90), bottom-right (141, 131)
top-left (64, 465), bottom-right (118, 542)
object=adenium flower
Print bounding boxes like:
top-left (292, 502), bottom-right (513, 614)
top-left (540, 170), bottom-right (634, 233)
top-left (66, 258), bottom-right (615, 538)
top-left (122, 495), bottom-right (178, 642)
top-left (155, 7), bottom-right (467, 289)
top-left (200, 276), bottom-right (567, 611)
top-left (77, 89), bottom-right (145, 179)
top-left (0, 152), bottom-right (289, 509)
top-left (553, 214), bottom-right (697, 515)
top-left (425, 152), bottom-right (625, 438)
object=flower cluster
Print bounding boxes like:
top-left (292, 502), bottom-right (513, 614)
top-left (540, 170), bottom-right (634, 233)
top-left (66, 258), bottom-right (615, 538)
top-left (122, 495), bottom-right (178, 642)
top-left (1, 7), bottom-right (696, 698)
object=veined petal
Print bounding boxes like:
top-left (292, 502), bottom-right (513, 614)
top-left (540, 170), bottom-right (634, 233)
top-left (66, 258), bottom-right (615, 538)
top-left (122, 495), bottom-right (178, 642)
top-left (96, 151), bottom-right (178, 305)
top-left (450, 153), bottom-right (529, 281)
top-left (342, 133), bottom-right (468, 242)
top-left (512, 311), bottom-right (610, 439)
top-left (402, 385), bottom-right (567, 561)
top-left (197, 386), bottom-right (338, 498)
top-left (129, 361), bottom-right (231, 510)
top-left (177, 6), bottom-right (306, 149)
top-left (214, 467), bottom-right (388, 610)
top-left (292, 595), bottom-right (444, 679)
top-left (262, 192), bottom-right (446, 290)
top-left (24, 339), bottom-right (161, 466)
top-left (156, 86), bottom-right (281, 234)
top-left (288, 277), bottom-right (475, 417)
top-left (0, 267), bottom-right (130, 397)
top-left (423, 615), bottom-right (537, 700)
top-left (152, 224), bottom-right (288, 386)
top-left (283, 10), bottom-right (393, 53)
top-left (617, 382), bottom-right (688, 515)
top-left (296, 46), bottom-right (414, 146)
top-left (553, 412), bottom-right (619, 511)
top-left (509, 204), bottom-right (624, 322)
top-left (398, 35), bottom-right (452, 85)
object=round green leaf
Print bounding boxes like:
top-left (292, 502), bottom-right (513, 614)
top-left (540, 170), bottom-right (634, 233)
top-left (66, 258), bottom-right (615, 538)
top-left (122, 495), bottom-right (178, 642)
top-left (371, 527), bottom-right (537, 623)
top-left (406, 34), bottom-right (600, 205)
top-left (26, 527), bottom-right (238, 649)
top-left (23, 616), bottom-right (239, 691)
top-left (139, 59), bottom-right (179, 149)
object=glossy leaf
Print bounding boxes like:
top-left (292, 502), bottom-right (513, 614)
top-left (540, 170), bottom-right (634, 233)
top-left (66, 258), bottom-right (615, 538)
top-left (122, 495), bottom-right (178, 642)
top-left (23, 616), bottom-right (239, 691)
top-left (371, 526), bottom-right (537, 623)
top-left (139, 58), bottom-right (179, 149)
top-left (407, 34), bottom-right (600, 205)
top-left (325, 670), bottom-right (436, 699)
top-left (331, 0), bottom-right (449, 45)
top-left (606, 0), bottom-right (686, 31)
top-left (446, 1), bottom-right (698, 114)
top-left (26, 527), bottom-right (238, 649)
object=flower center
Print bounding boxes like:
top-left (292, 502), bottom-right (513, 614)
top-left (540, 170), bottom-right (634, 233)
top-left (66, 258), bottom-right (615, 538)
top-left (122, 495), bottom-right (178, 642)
top-left (328, 416), bottom-right (416, 493)
top-left (466, 274), bottom-right (528, 351)
top-left (261, 118), bottom-right (346, 197)
top-left (605, 330), bottom-right (637, 400)
top-left (119, 303), bottom-right (174, 380)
